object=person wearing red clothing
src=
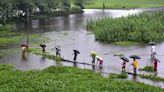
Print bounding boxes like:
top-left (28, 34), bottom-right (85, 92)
top-left (154, 58), bottom-right (160, 73)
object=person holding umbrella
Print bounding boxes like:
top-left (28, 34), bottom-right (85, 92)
top-left (90, 51), bottom-right (96, 65)
top-left (130, 55), bottom-right (141, 74)
top-left (21, 44), bottom-right (28, 54)
top-left (40, 44), bottom-right (46, 53)
top-left (96, 56), bottom-right (103, 68)
top-left (154, 58), bottom-right (160, 74)
top-left (149, 42), bottom-right (156, 59)
top-left (73, 49), bottom-right (80, 61)
top-left (120, 56), bottom-right (129, 72)
top-left (55, 45), bottom-right (61, 57)
top-left (21, 44), bottom-right (28, 60)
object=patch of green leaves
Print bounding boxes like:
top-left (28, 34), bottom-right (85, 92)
top-left (0, 64), bottom-right (163, 92)
top-left (139, 66), bottom-right (154, 72)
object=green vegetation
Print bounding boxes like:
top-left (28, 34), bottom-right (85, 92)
top-left (87, 11), bottom-right (164, 44)
top-left (28, 48), bottom-right (62, 61)
top-left (139, 74), bottom-right (164, 82)
top-left (113, 41), bottom-right (139, 46)
top-left (113, 54), bottom-right (124, 56)
top-left (85, 0), bottom-right (164, 9)
top-left (0, 25), bottom-right (23, 49)
top-left (139, 66), bottom-right (154, 72)
top-left (0, 64), bottom-right (163, 91)
top-left (109, 73), bottom-right (128, 79)
top-left (0, 24), bottom-right (49, 57)
top-left (0, 0), bottom-right (85, 24)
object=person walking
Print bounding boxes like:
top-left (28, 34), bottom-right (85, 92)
top-left (40, 44), bottom-right (46, 53)
top-left (73, 49), bottom-right (80, 61)
top-left (132, 58), bottom-right (138, 74)
top-left (154, 58), bottom-right (160, 74)
top-left (90, 51), bottom-right (96, 65)
top-left (96, 56), bottom-right (103, 68)
top-left (151, 44), bottom-right (156, 59)
top-left (122, 60), bottom-right (126, 72)
top-left (55, 46), bottom-right (61, 57)
top-left (21, 44), bottom-right (28, 60)
top-left (120, 56), bottom-right (129, 72)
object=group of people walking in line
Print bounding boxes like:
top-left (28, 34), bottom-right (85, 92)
top-left (121, 43), bottom-right (160, 75)
top-left (21, 42), bottom-right (160, 75)
top-left (39, 44), bottom-right (104, 66)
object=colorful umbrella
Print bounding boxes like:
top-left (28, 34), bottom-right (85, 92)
top-left (96, 56), bottom-right (103, 61)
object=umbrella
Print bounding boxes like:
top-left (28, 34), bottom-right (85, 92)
top-left (21, 44), bottom-right (28, 47)
top-left (129, 55), bottom-right (141, 59)
top-left (90, 51), bottom-right (96, 56)
top-left (120, 56), bottom-right (129, 62)
top-left (74, 49), bottom-right (80, 54)
top-left (96, 56), bottom-right (103, 61)
top-left (154, 58), bottom-right (160, 63)
top-left (40, 44), bottom-right (46, 48)
top-left (148, 42), bottom-right (156, 45)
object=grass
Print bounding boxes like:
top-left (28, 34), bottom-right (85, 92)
top-left (139, 74), bottom-right (164, 82)
top-left (109, 73), bottom-right (128, 79)
top-left (85, 0), bottom-right (164, 9)
top-left (87, 11), bottom-right (164, 44)
top-left (0, 64), bottom-right (163, 91)
top-left (112, 41), bottom-right (139, 46)
top-left (139, 66), bottom-right (154, 72)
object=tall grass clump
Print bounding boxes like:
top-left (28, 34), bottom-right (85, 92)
top-left (87, 11), bottom-right (164, 44)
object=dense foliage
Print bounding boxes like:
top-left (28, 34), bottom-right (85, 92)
top-left (87, 11), bottom-right (164, 43)
top-left (0, 0), bottom-right (86, 24)
top-left (0, 64), bottom-right (163, 92)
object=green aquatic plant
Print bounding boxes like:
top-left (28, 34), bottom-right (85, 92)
top-left (0, 64), bottom-right (163, 91)
top-left (139, 74), bottom-right (164, 82)
top-left (113, 53), bottom-right (124, 56)
top-left (109, 73), bottom-right (128, 79)
top-left (139, 66), bottom-right (154, 72)
top-left (87, 11), bottom-right (164, 44)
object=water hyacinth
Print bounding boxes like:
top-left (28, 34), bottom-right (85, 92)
top-left (87, 11), bottom-right (164, 44)
top-left (0, 64), bottom-right (164, 91)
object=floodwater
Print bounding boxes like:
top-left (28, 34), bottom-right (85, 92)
top-left (0, 8), bottom-right (164, 87)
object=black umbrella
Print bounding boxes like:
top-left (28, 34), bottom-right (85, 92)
top-left (154, 58), bottom-right (160, 63)
top-left (120, 56), bottom-right (129, 62)
top-left (40, 44), bottom-right (46, 48)
top-left (148, 42), bottom-right (156, 45)
top-left (74, 49), bottom-right (80, 54)
top-left (129, 55), bottom-right (141, 59)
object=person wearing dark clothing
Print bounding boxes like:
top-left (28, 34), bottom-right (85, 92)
top-left (55, 46), bottom-right (61, 57)
top-left (90, 51), bottom-right (96, 65)
top-left (40, 44), bottom-right (46, 53)
top-left (122, 61), bottom-right (126, 72)
top-left (92, 56), bottom-right (96, 65)
top-left (73, 50), bottom-right (80, 61)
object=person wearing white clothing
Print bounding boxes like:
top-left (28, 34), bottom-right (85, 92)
top-left (151, 45), bottom-right (156, 58)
